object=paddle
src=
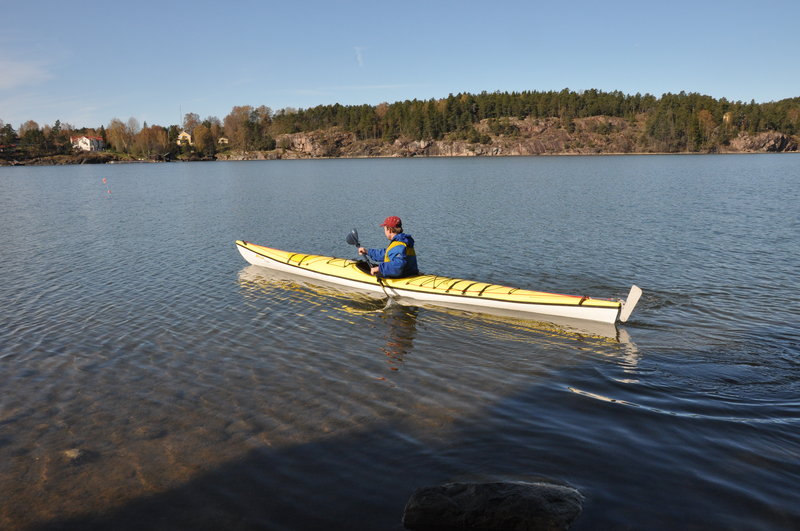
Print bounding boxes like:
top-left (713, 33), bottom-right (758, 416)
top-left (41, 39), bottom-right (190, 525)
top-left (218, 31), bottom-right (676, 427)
top-left (346, 229), bottom-right (374, 271)
top-left (346, 229), bottom-right (393, 300)
top-left (618, 285), bottom-right (642, 323)
top-left (346, 228), bottom-right (361, 248)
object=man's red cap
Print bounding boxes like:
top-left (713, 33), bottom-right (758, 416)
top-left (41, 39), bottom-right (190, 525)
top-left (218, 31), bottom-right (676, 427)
top-left (380, 216), bottom-right (402, 228)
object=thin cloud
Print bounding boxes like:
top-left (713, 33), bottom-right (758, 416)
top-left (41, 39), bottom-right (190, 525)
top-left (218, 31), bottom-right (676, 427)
top-left (227, 77), bottom-right (254, 88)
top-left (354, 46), bottom-right (364, 68)
top-left (332, 84), bottom-right (415, 91)
top-left (287, 88), bottom-right (330, 96)
top-left (282, 84), bottom-right (417, 97)
top-left (0, 58), bottom-right (52, 91)
top-left (0, 88), bottom-right (112, 128)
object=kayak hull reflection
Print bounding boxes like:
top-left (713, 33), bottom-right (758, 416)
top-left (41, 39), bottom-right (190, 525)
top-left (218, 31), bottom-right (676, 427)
top-left (235, 240), bottom-right (641, 325)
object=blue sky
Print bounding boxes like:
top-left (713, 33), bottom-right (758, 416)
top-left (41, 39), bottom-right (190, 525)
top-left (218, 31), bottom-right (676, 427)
top-left (1, 0), bottom-right (797, 129)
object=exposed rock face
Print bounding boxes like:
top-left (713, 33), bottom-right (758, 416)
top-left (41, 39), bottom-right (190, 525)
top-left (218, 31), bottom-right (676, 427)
top-left (214, 117), bottom-right (799, 161)
top-left (283, 130), bottom-right (357, 157)
top-left (727, 131), bottom-right (798, 152)
top-left (402, 481), bottom-right (583, 531)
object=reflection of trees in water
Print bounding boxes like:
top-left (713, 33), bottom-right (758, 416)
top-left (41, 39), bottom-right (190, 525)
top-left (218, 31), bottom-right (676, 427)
top-left (379, 304), bottom-right (419, 373)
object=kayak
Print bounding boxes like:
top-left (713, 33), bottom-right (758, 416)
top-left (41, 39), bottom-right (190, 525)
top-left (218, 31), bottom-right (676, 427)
top-left (235, 240), bottom-right (642, 325)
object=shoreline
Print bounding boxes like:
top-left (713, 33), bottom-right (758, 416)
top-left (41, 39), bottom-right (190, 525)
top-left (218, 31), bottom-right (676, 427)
top-left (2, 148), bottom-right (798, 168)
top-left (4, 121), bottom-right (797, 166)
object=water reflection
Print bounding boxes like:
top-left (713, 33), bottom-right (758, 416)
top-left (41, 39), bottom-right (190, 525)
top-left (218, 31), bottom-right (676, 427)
top-left (237, 265), bottom-right (421, 378)
top-left (236, 265), bottom-right (639, 370)
top-left (378, 303), bottom-right (419, 373)
top-left (430, 306), bottom-right (641, 371)
top-left (237, 264), bottom-right (387, 319)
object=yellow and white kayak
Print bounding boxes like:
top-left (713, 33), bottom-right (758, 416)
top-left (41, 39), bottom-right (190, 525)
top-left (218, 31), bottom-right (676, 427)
top-left (235, 240), bottom-right (642, 325)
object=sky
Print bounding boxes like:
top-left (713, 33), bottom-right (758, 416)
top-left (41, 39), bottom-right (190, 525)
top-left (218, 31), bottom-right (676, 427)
top-left (1, 0), bottom-right (798, 130)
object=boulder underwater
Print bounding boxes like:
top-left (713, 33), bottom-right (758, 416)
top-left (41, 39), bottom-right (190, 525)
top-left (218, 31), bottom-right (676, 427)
top-left (402, 480), bottom-right (584, 531)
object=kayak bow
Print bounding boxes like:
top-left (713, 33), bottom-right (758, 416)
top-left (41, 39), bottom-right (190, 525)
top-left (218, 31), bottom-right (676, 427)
top-left (235, 240), bottom-right (641, 325)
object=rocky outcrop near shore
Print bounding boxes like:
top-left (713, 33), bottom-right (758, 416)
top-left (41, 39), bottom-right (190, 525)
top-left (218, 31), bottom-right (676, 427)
top-left (402, 480), bottom-right (584, 531)
top-left (215, 116), bottom-right (798, 161)
top-left (725, 131), bottom-right (798, 152)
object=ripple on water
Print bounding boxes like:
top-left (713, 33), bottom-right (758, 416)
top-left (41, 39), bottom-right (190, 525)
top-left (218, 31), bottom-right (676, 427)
top-left (2, 158), bottom-right (800, 529)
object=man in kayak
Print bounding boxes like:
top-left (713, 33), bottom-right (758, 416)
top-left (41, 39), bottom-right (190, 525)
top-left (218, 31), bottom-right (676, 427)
top-left (358, 216), bottom-right (419, 278)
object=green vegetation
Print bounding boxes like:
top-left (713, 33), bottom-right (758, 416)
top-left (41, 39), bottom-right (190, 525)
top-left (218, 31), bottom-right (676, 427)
top-left (271, 90), bottom-right (800, 152)
top-left (2, 89), bottom-right (799, 164)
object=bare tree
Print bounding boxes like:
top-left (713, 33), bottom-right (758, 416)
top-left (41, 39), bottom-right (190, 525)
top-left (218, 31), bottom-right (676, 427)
top-left (126, 117), bottom-right (141, 136)
top-left (223, 106), bottom-right (253, 150)
top-left (18, 120), bottom-right (40, 137)
top-left (193, 124), bottom-right (215, 156)
top-left (133, 125), bottom-right (169, 158)
top-left (107, 118), bottom-right (133, 153)
top-left (183, 113), bottom-right (201, 133)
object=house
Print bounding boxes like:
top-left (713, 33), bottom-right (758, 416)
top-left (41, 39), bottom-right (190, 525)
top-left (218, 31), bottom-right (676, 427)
top-left (217, 137), bottom-right (229, 145)
top-left (177, 130), bottom-right (193, 146)
top-left (70, 136), bottom-right (104, 152)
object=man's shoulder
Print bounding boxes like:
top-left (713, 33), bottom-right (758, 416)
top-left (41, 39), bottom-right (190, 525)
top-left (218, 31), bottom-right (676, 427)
top-left (395, 233), bottom-right (414, 245)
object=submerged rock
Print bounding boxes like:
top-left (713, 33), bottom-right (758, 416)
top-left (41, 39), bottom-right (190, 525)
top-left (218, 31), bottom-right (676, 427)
top-left (62, 448), bottom-right (99, 465)
top-left (402, 481), bottom-right (583, 531)
top-left (134, 425), bottom-right (168, 440)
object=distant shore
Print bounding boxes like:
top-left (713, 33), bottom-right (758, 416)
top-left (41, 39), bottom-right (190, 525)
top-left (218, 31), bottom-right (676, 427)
top-left (3, 120), bottom-right (797, 167)
top-left (3, 149), bottom-right (797, 167)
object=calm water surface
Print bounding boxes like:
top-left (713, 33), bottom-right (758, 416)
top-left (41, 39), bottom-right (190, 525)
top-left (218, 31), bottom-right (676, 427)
top-left (1, 155), bottom-right (798, 530)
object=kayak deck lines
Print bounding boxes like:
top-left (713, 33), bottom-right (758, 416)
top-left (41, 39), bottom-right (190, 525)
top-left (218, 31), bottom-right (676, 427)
top-left (397, 274), bottom-right (613, 308)
top-left (236, 240), bottom-right (641, 325)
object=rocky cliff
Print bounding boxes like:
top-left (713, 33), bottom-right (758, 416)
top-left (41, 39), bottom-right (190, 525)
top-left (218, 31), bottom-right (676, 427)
top-left (726, 131), bottom-right (799, 152)
top-left (215, 116), bottom-right (798, 161)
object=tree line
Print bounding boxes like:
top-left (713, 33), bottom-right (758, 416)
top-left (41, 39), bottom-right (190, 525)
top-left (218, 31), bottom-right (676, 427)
top-left (2, 89), bottom-right (799, 161)
top-left (270, 90), bottom-right (800, 152)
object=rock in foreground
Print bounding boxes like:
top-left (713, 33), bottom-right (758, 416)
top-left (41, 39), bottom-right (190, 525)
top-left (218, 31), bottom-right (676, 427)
top-left (402, 481), bottom-right (583, 531)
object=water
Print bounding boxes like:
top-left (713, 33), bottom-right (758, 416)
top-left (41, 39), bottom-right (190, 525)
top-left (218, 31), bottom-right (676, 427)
top-left (1, 155), bottom-right (798, 530)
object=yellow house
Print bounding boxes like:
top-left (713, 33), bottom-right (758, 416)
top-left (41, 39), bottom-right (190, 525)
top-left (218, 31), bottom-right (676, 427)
top-left (177, 130), bottom-right (193, 146)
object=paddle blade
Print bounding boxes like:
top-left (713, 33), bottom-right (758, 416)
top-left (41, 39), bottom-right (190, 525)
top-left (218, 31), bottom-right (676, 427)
top-left (346, 229), bottom-right (360, 247)
top-left (619, 285), bottom-right (642, 323)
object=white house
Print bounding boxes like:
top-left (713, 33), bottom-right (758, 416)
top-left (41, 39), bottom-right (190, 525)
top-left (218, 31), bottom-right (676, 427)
top-left (70, 136), bottom-right (104, 151)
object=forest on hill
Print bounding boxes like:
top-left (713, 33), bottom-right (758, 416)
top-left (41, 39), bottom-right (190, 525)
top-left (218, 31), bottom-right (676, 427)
top-left (270, 90), bottom-right (800, 152)
top-left (2, 89), bottom-right (799, 164)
